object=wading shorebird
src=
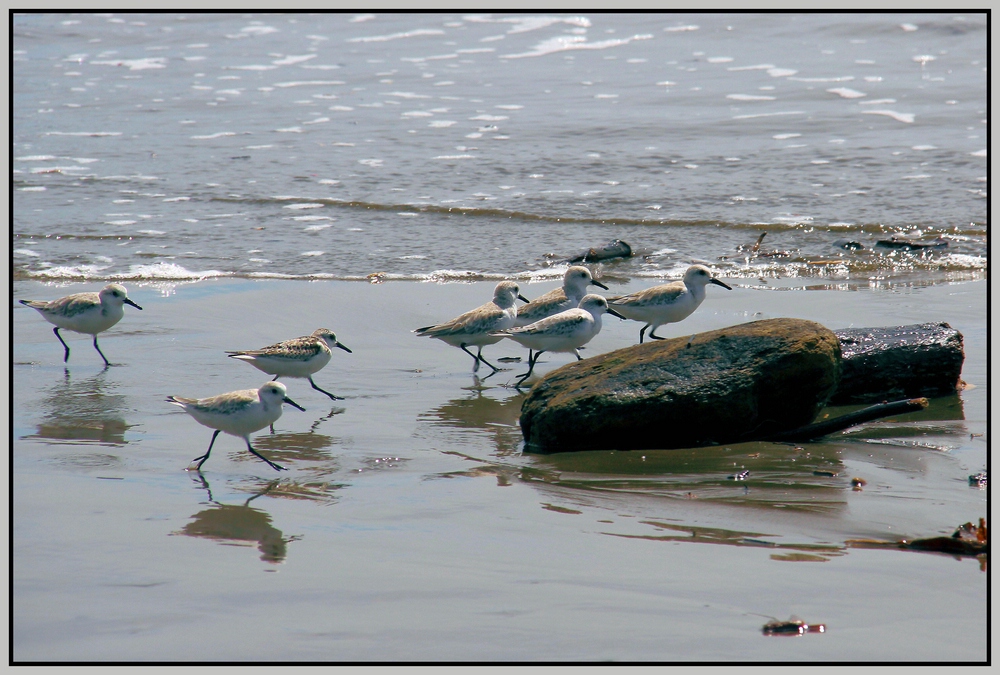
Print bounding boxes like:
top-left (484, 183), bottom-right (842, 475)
top-left (415, 281), bottom-right (529, 375)
top-left (167, 381), bottom-right (306, 472)
top-left (515, 265), bottom-right (608, 326)
top-left (226, 328), bottom-right (352, 401)
top-left (19, 283), bottom-right (143, 366)
top-left (492, 293), bottom-right (625, 388)
top-left (607, 265), bottom-right (731, 343)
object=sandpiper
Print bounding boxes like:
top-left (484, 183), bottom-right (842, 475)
top-left (608, 265), bottom-right (731, 343)
top-left (19, 283), bottom-right (143, 366)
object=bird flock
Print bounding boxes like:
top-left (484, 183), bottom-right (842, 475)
top-left (19, 265), bottom-right (730, 473)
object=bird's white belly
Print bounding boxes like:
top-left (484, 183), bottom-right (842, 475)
top-left (239, 352), bottom-right (330, 377)
top-left (615, 295), bottom-right (700, 325)
top-left (48, 307), bottom-right (123, 335)
top-left (190, 404), bottom-right (281, 437)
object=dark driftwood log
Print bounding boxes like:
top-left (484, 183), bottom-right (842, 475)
top-left (757, 398), bottom-right (929, 442)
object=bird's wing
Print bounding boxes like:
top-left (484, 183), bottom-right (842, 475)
top-left (511, 311), bottom-right (589, 336)
top-left (417, 302), bottom-right (503, 336)
top-left (50, 293), bottom-right (101, 317)
top-left (518, 287), bottom-right (564, 312)
top-left (188, 390), bottom-right (257, 415)
top-left (611, 283), bottom-right (685, 307)
top-left (227, 336), bottom-right (323, 358)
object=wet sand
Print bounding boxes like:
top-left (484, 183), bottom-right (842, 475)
top-left (12, 276), bottom-right (987, 661)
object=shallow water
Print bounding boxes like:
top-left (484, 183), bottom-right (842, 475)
top-left (12, 12), bottom-right (989, 663)
top-left (13, 276), bottom-right (987, 662)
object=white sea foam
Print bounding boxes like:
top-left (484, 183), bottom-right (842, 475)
top-left (861, 110), bottom-right (914, 123)
top-left (727, 94), bottom-right (776, 101)
top-left (274, 80), bottom-right (345, 87)
top-left (501, 34), bottom-right (653, 59)
top-left (91, 57), bottom-right (166, 70)
top-left (348, 29), bottom-right (445, 43)
top-left (191, 132), bottom-right (237, 139)
top-left (827, 87), bottom-right (866, 98)
top-left (272, 54), bottom-right (317, 65)
top-left (733, 111), bottom-right (803, 120)
top-left (284, 203), bottom-right (324, 210)
top-left (464, 15), bottom-right (590, 35)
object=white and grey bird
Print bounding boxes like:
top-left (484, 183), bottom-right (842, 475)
top-left (167, 381), bottom-right (306, 472)
top-left (492, 293), bottom-right (625, 387)
top-left (19, 283), bottom-right (143, 366)
top-left (226, 328), bottom-right (352, 401)
top-left (607, 265), bottom-right (731, 343)
top-left (515, 265), bottom-right (608, 326)
top-left (414, 280), bottom-right (529, 374)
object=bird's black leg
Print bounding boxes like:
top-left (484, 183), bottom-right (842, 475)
top-left (460, 344), bottom-right (482, 372)
top-left (638, 324), bottom-right (649, 344)
top-left (192, 430), bottom-right (221, 471)
top-left (246, 440), bottom-right (286, 471)
top-left (648, 326), bottom-right (667, 340)
top-left (309, 376), bottom-right (344, 400)
top-left (92, 335), bottom-right (111, 367)
top-left (475, 346), bottom-right (500, 373)
top-left (515, 350), bottom-right (543, 388)
top-left (54, 327), bottom-right (71, 362)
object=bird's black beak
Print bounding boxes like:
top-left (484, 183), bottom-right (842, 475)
top-left (284, 396), bottom-right (306, 411)
top-left (336, 342), bottom-right (353, 353)
top-left (711, 278), bottom-right (732, 290)
top-left (518, 294), bottom-right (530, 303)
top-left (607, 307), bottom-right (626, 320)
top-left (591, 279), bottom-right (609, 290)
top-left (125, 298), bottom-right (143, 310)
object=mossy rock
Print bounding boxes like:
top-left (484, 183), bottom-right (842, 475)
top-left (519, 318), bottom-right (841, 453)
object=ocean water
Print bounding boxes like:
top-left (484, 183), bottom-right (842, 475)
top-left (13, 12), bottom-right (987, 286)
top-left (12, 12), bottom-right (988, 663)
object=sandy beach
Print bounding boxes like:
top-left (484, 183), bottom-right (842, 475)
top-left (12, 276), bottom-right (987, 661)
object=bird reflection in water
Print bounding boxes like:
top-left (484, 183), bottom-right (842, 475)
top-left (22, 368), bottom-right (134, 446)
top-left (250, 406), bottom-right (344, 471)
top-left (177, 474), bottom-right (300, 564)
top-left (420, 375), bottom-right (526, 457)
